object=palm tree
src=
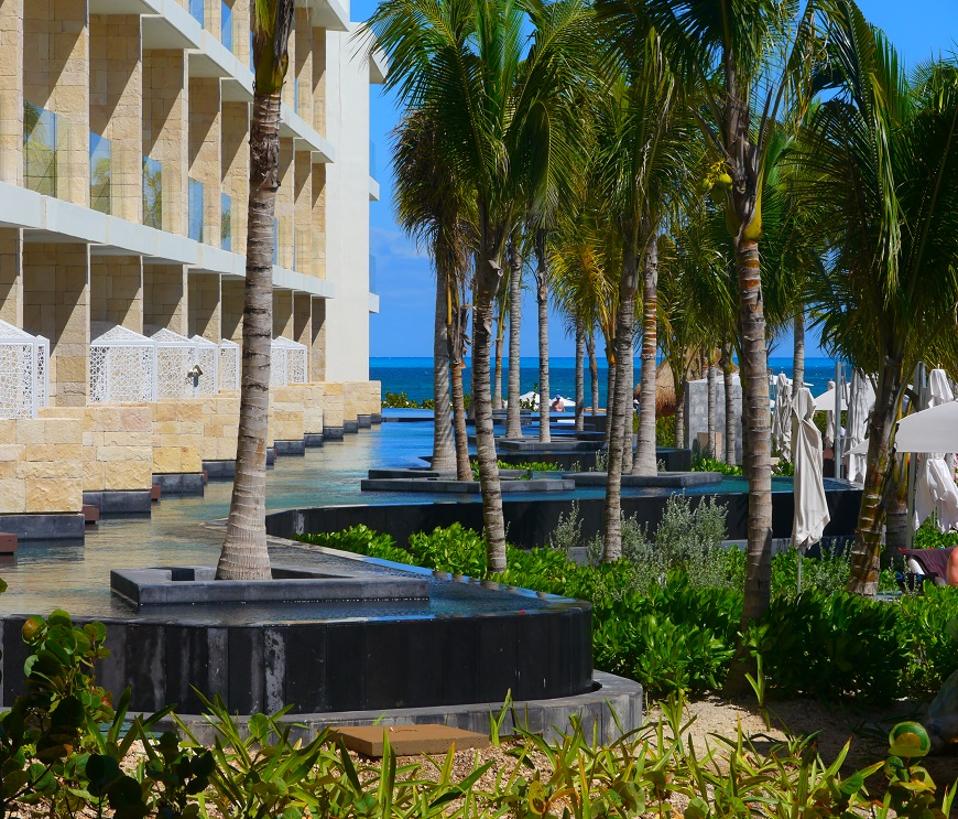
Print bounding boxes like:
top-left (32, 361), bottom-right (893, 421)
top-left (591, 38), bottom-right (692, 562)
top-left (795, 2), bottom-right (958, 594)
top-left (368, 0), bottom-right (596, 570)
top-left (217, 0), bottom-right (296, 581)
top-left (393, 109), bottom-right (475, 476)
top-left (599, 0), bottom-right (818, 616)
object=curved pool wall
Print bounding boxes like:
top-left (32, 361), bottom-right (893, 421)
top-left (267, 477), bottom-right (863, 550)
top-left (0, 547), bottom-right (594, 715)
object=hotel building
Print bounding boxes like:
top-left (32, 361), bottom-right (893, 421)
top-left (0, 0), bottom-right (383, 537)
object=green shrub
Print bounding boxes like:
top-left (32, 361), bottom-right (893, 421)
top-left (381, 391), bottom-right (434, 409)
top-left (912, 517), bottom-right (958, 549)
top-left (299, 517), bottom-right (958, 704)
top-left (299, 524), bottom-right (415, 566)
top-left (655, 413), bottom-right (676, 447)
top-left (752, 591), bottom-right (906, 702)
top-left (691, 454), bottom-right (743, 476)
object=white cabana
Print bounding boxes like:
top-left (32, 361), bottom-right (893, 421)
top-left (0, 319), bottom-right (49, 418)
top-left (791, 387), bottom-right (830, 551)
top-left (90, 326), bottom-right (157, 404)
top-left (153, 328), bottom-right (196, 399)
top-left (772, 372), bottom-right (792, 459)
top-left (189, 335), bottom-right (219, 396)
top-left (846, 370), bottom-right (876, 485)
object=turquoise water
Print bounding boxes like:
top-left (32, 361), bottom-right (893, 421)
top-left (372, 356), bottom-right (839, 404)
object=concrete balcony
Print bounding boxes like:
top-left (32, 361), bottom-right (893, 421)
top-left (0, 181), bottom-right (333, 300)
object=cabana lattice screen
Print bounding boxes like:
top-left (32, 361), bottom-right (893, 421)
top-left (153, 329), bottom-right (195, 399)
top-left (0, 320), bottom-right (49, 418)
top-left (90, 326), bottom-right (157, 404)
top-left (218, 340), bottom-right (240, 391)
top-left (190, 335), bottom-right (219, 396)
top-left (270, 336), bottom-right (308, 387)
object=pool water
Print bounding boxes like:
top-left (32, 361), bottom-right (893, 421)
top-left (0, 420), bottom-right (802, 617)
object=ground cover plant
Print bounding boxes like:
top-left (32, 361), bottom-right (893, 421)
top-left (299, 498), bottom-right (953, 704)
top-left (0, 604), bottom-right (955, 816)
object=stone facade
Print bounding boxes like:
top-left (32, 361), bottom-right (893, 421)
top-left (0, 3), bottom-right (383, 523)
top-left (0, 415), bottom-right (84, 513)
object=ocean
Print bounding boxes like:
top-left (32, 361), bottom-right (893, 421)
top-left (371, 356), bottom-right (839, 405)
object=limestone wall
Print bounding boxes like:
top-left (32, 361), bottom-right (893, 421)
top-left (268, 387), bottom-right (305, 444)
top-left (152, 400), bottom-right (204, 475)
top-left (321, 382), bottom-right (345, 428)
top-left (0, 416), bottom-right (83, 513)
top-left (199, 393), bottom-right (240, 462)
top-left (42, 404), bottom-right (153, 492)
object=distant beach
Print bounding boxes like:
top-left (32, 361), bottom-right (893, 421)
top-left (370, 356), bottom-right (839, 404)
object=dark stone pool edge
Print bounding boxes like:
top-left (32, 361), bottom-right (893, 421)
top-left (160, 670), bottom-right (642, 746)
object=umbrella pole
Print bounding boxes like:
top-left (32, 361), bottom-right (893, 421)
top-left (796, 547), bottom-right (803, 594)
top-left (834, 362), bottom-right (844, 480)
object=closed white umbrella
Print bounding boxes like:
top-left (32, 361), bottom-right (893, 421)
top-left (914, 458), bottom-right (958, 531)
top-left (772, 373), bottom-right (792, 460)
top-left (846, 371), bottom-right (875, 485)
top-left (791, 387), bottom-right (830, 551)
top-left (929, 368), bottom-right (955, 407)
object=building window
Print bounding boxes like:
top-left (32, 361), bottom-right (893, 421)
top-left (89, 131), bottom-right (112, 215)
top-left (221, 1), bottom-right (233, 52)
top-left (23, 101), bottom-right (58, 197)
top-left (143, 157), bottom-right (163, 230)
top-left (188, 177), bottom-right (205, 243)
top-left (221, 193), bottom-right (232, 251)
top-left (189, 0), bottom-right (204, 26)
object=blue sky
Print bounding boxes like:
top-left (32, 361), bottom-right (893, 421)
top-left (357, 0), bottom-right (957, 358)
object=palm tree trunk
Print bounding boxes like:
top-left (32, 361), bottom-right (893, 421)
top-left (707, 362), bottom-right (718, 459)
top-left (473, 239), bottom-right (507, 571)
top-left (535, 235), bottom-right (551, 444)
top-left (603, 350), bottom-right (616, 451)
top-left (217, 91), bottom-right (280, 581)
top-left (587, 332), bottom-right (599, 415)
top-left (493, 315), bottom-right (505, 411)
top-left (675, 371), bottom-right (686, 449)
top-left (848, 357), bottom-right (902, 594)
top-left (505, 240), bottom-right (523, 439)
top-left (431, 266), bottom-right (456, 473)
top-left (793, 312), bottom-right (805, 391)
top-left (621, 341), bottom-right (634, 472)
top-left (602, 245), bottom-right (637, 562)
top-left (574, 321), bottom-right (585, 433)
top-left (633, 238), bottom-right (658, 475)
top-left (450, 359), bottom-right (471, 481)
top-left (737, 237), bottom-right (774, 623)
top-left (885, 454), bottom-right (910, 553)
top-left (721, 345), bottom-right (736, 465)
